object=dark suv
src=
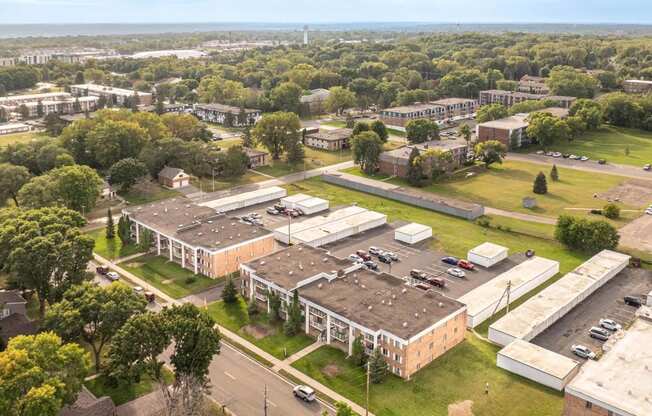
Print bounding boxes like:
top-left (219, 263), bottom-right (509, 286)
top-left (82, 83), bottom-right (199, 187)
top-left (624, 296), bottom-right (643, 307)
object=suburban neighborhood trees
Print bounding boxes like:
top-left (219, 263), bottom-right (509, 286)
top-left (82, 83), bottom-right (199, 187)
top-left (474, 140), bottom-right (507, 167)
top-left (546, 65), bottom-right (599, 98)
top-left (476, 103), bottom-right (508, 123)
top-left (350, 335), bottom-right (366, 366)
top-left (550, 164), bottom-right (559, 181)
top-left (369, 347), bottom-right (389, 384)
top-left (569, 99), bottom-right (603, 130)
top-left (252, 111), bottom-right (301, 160)
top-left (221, 277), bottom-right (238, 303)
top-left (405, 119), bottom-right (439, 144)
top-left (283, 290), bottom-right (303, 337)
top-left (555, 215), bottom-right (620, 254)
top-left (0, 163), bottom-right (30, 206)
top-left (106, 208), bottom-right (115, 239)
top-left (407, 147), bottom-right (424, 187)
top-left (526, 112), bottom-right (568, 147)
top-left (108, 158), bottom-right (149, 192)
top-left (603, 203), bottom-right (621, 219)
top-left (0, 332), bottom-right (90, 416)
top-left (117, 215), bottom-right (132, 245)
top-left (324, 86), bottom-right (356, 114)
top-left (351, 131), bottom-right (383, 174)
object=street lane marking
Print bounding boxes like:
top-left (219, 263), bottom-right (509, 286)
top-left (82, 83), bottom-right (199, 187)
top-left (224, 371), bottom-right (236, 380)
top-left (268, 400), bottom-right (277, 407)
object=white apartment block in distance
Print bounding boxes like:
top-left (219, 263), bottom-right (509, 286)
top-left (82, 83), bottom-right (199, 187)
top-left (70, 84), bottom-right (153, 106)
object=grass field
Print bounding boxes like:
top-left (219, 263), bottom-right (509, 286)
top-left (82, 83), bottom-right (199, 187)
top-left (191, 171), bottom-right (268, 193)
top-left (526, 126), bottom-right (652, 167)
top-left (292, 334), bottom-right (563, 416)
top-left (85, 368), bottom-right (174, 406)
top-left (87, 227), bottom-right (144, 260)
top-left (285, 178), bottom-right (587, 275)
top-left (119, 181), bottom-right (181, 205)
top-left (207, 298), bottom-right (315, 360)
top-left (122, 255), bottom-right (220, 299)
top-left (344, 160), bottom-right (641, 224)
top-left (0, 131), bottom-right (46, 147)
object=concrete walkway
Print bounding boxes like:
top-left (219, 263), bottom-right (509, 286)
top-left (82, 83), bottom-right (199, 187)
top-left (484, 207), bottom-right (557, 225)
top-left (94, 253), bottom-right (373, 416)
top-left (114, 252), bottom-right (148, 265)
top-left (115, 389), bottom-right (166, 416)
top-left (273, 341), bottom-right (324, 370)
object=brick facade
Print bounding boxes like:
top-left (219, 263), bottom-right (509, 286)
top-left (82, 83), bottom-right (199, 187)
top-left (563, 393), bottom-right (613, 416)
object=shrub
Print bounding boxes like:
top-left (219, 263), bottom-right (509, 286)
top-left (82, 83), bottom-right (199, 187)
top-left (533, 172), bottom-right (548, 194)
top-left (603, 203), bottom-right (621, 219)
top-left (185, 276), bottom-right (197, 284)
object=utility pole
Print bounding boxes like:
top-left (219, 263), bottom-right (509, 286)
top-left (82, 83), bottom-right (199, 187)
top-left (264, 384), bottom-right (268, 416)
top-left (365, 361), bottom-right (370, 416)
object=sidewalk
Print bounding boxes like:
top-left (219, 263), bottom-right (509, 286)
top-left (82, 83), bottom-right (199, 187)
top-left (273, 341), bottom-right (324, 370)
top-left (95, 253), bottom-right (373, 416)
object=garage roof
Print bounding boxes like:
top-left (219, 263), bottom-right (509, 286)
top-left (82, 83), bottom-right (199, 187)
top-left (498, 339), bottom-right (579, 380)
top-left (469, 242), bottom-right (508, 259)
top-left (395, 222), bottom-right (432, 236)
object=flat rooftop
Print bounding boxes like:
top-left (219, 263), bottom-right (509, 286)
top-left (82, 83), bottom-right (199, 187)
top-left (481, 89), bottom-right (546, 99)
top-left (469, 242), bottom-right (507, 259)
top-left (306, 128), bottom-right (353, 141)
top-left (490, 250), bottom-right (631, 342)
top-left (0, 92), bottom-right (71, 103)
top-left (395, 222), bottom-right (431, 235)
top-left (566, 316), bottom-right (652, 415)
top-left (275, 205), bottom-right (367, 237)
top-left (198, 186), bottom-right (286, 211)
top-left (195, 103), bottom-right (260, 114)
top-left (625, 79), bottom-right (652, 85)
top-left (124, 198), bottom-right (271, 252)
top-left (498, 339), bottom-right (579, 380)
top-left (292, 210), bottom-right (387, 244)
top-left (431, 98), bottom-right (476, 105)
top-left (380, 103), bottom-right (443, 114)
top-left (0, 122), bottom-right (29, 129)
top-left (71, 83), bottom-right (151, 97)
top-left (379, 138), bottom-right (468, 164)
top-left (477, 114), bottom-right (529, 130)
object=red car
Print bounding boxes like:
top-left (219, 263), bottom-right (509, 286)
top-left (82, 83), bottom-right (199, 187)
top-left (96, 266), bottom-right (109, 275)
top-left (457, 259), bottom-right (475, 270)
top-left (415, 283), bottom-right (431, 291)
top-left (428, 277), bottom-right (446, 288)
top-left (356, 250), bottom-right (372, 261)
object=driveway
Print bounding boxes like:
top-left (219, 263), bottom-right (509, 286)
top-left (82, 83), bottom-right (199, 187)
top-left (508, 153), bottom-right (652, 181)
top-left (619, 213), bottom-right (652, 254)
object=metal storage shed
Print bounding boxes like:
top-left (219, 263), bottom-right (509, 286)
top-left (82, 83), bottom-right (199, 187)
top-left (394, 223), bottom-right (432, 244)
top-left (468, 242), bottom-right (508, 268)
top-left (274, 206), bottom-right (366, 245)
top-left (198, 186), bottom-right (287, 212)
top-left (280, 194), bottom-right (312, 209)
top-left (295, 197), bottom-right (329, 215)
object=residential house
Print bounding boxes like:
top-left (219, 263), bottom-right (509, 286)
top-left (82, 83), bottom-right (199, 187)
top-left (122, 198), bottom-right (276, 278)
top-left (304, 128), bottom-right (353, 151)
top-left (5, 96), bottom-right (99, 118)
top-left (0, 290), bottom-right (38, 348)
top-left (158, 167), bottom-right (191, 189)
top-left (243, 147), bottom-right (270, 168)
top-left (241, 244), bottom-right (467, 380)
top-left (379, 138), bottom-right (469, 178)
top-left (193, 103), bottom-right (261, 127)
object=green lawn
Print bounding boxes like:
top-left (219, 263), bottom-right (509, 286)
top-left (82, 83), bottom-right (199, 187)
top-left (207, 298), bottom-right (315, 360)
top-left (85, 368), bottom-right (174, 406)
top-left (0, 131), bottom-right (46, 147)
top-left (321, 120), bottom-right (407, 138)
top-left (190, 171), bottom-right (268, 193)
top-left (292, 334), bottom-right (563, 416)
top-left (526, 126), bottom-right (652, 167)
top-left (87, 228), bottom-right (144, 260)
top-left (122, 255), bottom-right (220, 299)
top-left (119, 181), bottom-right (181, 205)
top-left (344, 160), bottom-right (641, 224)
top-left (286, 178), bottom-right (587, 275)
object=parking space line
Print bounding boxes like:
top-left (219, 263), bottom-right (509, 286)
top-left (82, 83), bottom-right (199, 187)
top-left (224, 371), bottom-right (236, 380)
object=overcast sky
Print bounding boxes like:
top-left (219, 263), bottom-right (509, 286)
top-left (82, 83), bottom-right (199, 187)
top-left (0, 0), bottom-right (650, 24)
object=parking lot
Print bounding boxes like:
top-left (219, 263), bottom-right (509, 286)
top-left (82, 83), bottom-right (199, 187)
top-left (323, 223), bottom-right (527, 299)
top-left (228, 200), bottom-right (335, 230)
top-left (532, 267), bottom-right (652, 361)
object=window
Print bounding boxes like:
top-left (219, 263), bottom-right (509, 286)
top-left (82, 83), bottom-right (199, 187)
top-left (429, 342), bottom-right (433, 350)
top-left (585, 402), bottom-right (592, 409)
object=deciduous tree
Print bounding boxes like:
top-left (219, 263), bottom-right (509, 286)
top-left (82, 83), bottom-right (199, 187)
top-left (0, 163), bottom-right (30, 206)
top-left (405, 118), bottom-right (439, 144)
top-left (351, 131), bottom-right (383, 174)
top-left (252, 112), bottom-right (301, 160)
top-left (474, 140), bottom-right (506, 168)
top-left (108, 158), bottom-right (148, 192)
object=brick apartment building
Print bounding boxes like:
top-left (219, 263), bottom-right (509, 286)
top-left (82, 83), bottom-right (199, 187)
top-left (193, 103), bottom-right (261, 127)
top-left (70, 83), bottom-right (153, 106)
top-left (623, 79), bottom-right (652, 94)
top-left (123, 198), bottom-right (276, 278)
top-left (304, 128), bottom-right (353, 151)
top-left (240, 244), bottom-right (467, 379)
top-left (479, 89), bottom-right (576, 109)
top-left (517, 75), bottom-right (551, 94)
top-left (379, 138), bottom-right (469, 178)
top-left (243, 147), bottom-right (270, 168)
top-left (379, 98), bottom-right (477, 128)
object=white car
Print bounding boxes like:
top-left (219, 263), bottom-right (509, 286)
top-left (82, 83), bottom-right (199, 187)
top-left (369, 246), bottom-right (383, 256)
top-left (133, 286), bottom-right (144, 293)
top-left (580, 156), bottom-right (589, 161)
top-left (249, 212), bottom-right (262, 219)
top-left (571, 344), bottom-right (596, 360)
top-left (384, 251), bottom-right (399, 261)
top-left (643, 164), bottom-right (651, 171)
top-left (535, 150), bottom-right (545, 155)
top-left (569, 154), bottom-right (578, 160)
top-left (599, 318), bottom-right (622, 331)
top-left (348, 254), bottom-right (363, 263)
top-left (646, 208), bottom-right (652, 215)
top-left (545, 151), bottom-right (554, 156)
top-left (552, 152), bottom-right (562, 158)
top-left (106, 271), bottom-right (120, 281)
top-left (447, 268), bottom-right (466, 278)
top-left (293, 385), bottom-right (316, 402)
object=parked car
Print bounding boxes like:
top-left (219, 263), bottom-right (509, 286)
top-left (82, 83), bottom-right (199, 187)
top-left (569, 154), bottom-right (579, 160)
top-left (249, 212), bottom-right (262, 219)
top-left (525, 249), bottom-right (536, 258)
top-left (447, 268), bottom-right (466, 278)
top-left (457, 259), bottom-right (475, 270)
top-left (598, 159), bottom-right (607, 165)
top-left (348, 254), bottom-right (363, 263)
top-left (410, 269), bottom-right (428, 281)
top-left (95, 265), bottom-right (109, 275)
top-left (364, 260), bottom-right (378, 271)
top-left (384, 251), bottom-right (399, 261)
top-left (624, 295), bottom-right (643, 307)
top-left (286, 209), bottom-right (300, 218)
top-left (599, 318), bottom-right (622, 331)
top-left (415, 283), bottom-right (431, 291)
top-left (545, 151), bottom-right (554, 156)
top-left (535, 150), bottom-right (545, 155)
top-left (643, 164), bottom-right (651, 171)
top-left (646, 207), bottom-right (652, 215)
top-left (441, 256), bottom-right (459, 266)
top-left (356, 250), bottom-right (371, 261)
top-left (589, 326), bottom-right (610, 341)
top-left (144, 291), bottom-right (156, 303)
top-left (552, 152), bottom-right (562, 158)
top-left (106, 271), bottom-right (120, 281)
top-left (293, 385), bottom-right (316, 402)
top-left (266, 207), bottom-right (280, 215)
top-left (571, 344), bottom-right (596, 360)
top-left (369, 246), bottom-right (383, 256)
top-left (378, 254), bottom-right (392, 264)
top-left (428, 277), bottom-right (446, 288)
top-left (133, 286), bottom-right (144, 293)
top-left (562, 153), bottom-right (570, 158)
top-left (580, 156), bottom-right (589, 161)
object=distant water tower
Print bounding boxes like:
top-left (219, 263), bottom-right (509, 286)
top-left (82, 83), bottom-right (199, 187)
top-left (303, 25), bottom-right (309, 46)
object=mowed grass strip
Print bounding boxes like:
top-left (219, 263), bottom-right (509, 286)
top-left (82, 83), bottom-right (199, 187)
top-left (530, 126), bottom-right (652, 167)
top-left (291, 334), bottom-right (563, 416)
top-left (122, 255), bottom-right (220, 299)
top-left (0, 131), bottom-right (45, 147)
top-left (87, 227), bottom-right (144, 260)
top-left (207, 298), bottom-right (315, 360)
top-left (85, 367), bottom-right (174, 406)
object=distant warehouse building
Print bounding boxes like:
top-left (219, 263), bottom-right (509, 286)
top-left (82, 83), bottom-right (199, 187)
top-left (198, 186), bottom-right (287, 213)
top-left (623, 79), bottom-right (652, 94)
top-left (70, 83), bottom-right (153, 106)
top-left (193, 103), bottom-right (261, 127)
top-left (241, 244), bottom-right (468, 380)
top-left (123, 198), bottom-right (276, 278)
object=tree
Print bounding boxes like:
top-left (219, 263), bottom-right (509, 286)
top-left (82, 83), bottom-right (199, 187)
top-left (324, 86), bottom-right (356, 115)
top-left (86, 119), bottom-right (149, 169)
top-left (599, 92), bottom-right (644, 128)
top-left (476, 103), bottom-right (508, 123)
top-left (418, 148), bottom-right (454, 181)
top-left (252, 112), bottom-right (301, 160)
top-left (0, 207), bottom-right (93, 318)
top-left (270, 82), bottom-right (303, 113)
top-left (350, 335), bottom-right (366, 366)
top-left (106, 208), bottom-right (115, 239)
top-left (138, 228), bottom-right (152, 252)
top-left (44, 113), bottom-right (66, 136)
top-left (550, 164), bottom-right (559, 181)
top-left (351, 131), bottom-right (383, 174)
top-left (74, 71), bottom-right (85, 84)
top-left (117, 215), bottom-right (131, 245)
top-left (50, 165), bottom-right (103, 212)
top-left (370, 120), bottom-right (388, 143)
top-left (546, 65), bottom-right (599, 98)
top-left (267, 290), bottom-right (282, 322)
top-left (474, 140), bottom-right (506, 168)
top-left (285, 138), bottom-right (305, 165)
top-left (555, 215), bottom-right (619, 254)
top-left (603, 203), bottom-right (620, 219)
top-left (36, 100), bottom-right (44, 117)
top-left (0, 332), bottom-right (90, 416)
top-left (0, 106), bottom-right (7, 123)
top-left (218, 145), bottom-right (249, 178)
top-left (458, 124), bottom-right (472, 144)
top-left (221, 277), bottom-right (238, 303)
top-left (526, 112), bottom-right (565, 147)
top-left (242, 126), bottom-right (254, 148)
top-left (369, 348), bottom-right (388, 384)
top-left (533, 172), bottom-right (548, 194)
top-left (508, 100), bottom-right (546, 115)
top-left (44, 282), bottom-right (147, 372)
top-left (564, 115), bottom-right (587, 141)
top-left (405, 119), bottom-right (439, 144)
top-left (283, 290), bottom-right (302, 337)
top-left (247, 297), bottom-right (259, 317)
top-left (407, 147), bottom-right (424, 187)
top-left (155, 99), bottom-right (166, 115)
top-left (352, 121), bottom-right (370, 136)
top-left (335, 402), bottom-right (354, 416)
top-left (0, 163), bottom-right (30, 206)
top-left (108, 158), bottom-right (148, 192)
top-left (570, 99), bottom-right (603, 130)
top-left (17, 104), bottom-right (29, 119)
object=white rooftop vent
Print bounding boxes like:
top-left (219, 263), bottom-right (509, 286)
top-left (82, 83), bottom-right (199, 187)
top-left (153, 213), bottom-right (158, 216)
top-left (299, 264), bottom-right (303, 270)
top-left (310, 261), bottom-right (315, 266)
top-left (289, 271), bottom-right (293, 275)
top-left (388, 301), bottom-right (392, 306)
top-left (402, 322), bottom-right (407, 327)
top-left (422, 308), bottom-right (426, 313)
top-left (322, 258), bottom-right (329, 262)
top-left (231, 223), bottom-right (235, 226)
top-left (381, 300), bottom-right (385, 304)
top-left (354, 279), bottom-right (359, 284)
top-left (361, 284), bottom-right (366, 289)
top-left (318, 283), bottom-right (323, 289)
top-left (401, 288), bottom-right (407, 294)
top-left (414, 313), bottom-right (419, 318)
top-left (438, 302), bottom-right (444, 308)
top-left (368, 305), bottom-right (373, 311)
top-left (392, 294), bottom-right (396, 300)
top-left (298, 247), bottom-right (302, 251)
top-left (260, 260), bottom-right (266, 265)
top-left (237, 233), bottom-right (241, 237)
top-left (287, 253), bottom-right (291, 257)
